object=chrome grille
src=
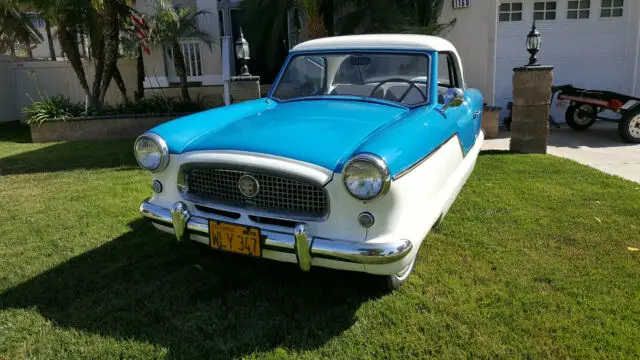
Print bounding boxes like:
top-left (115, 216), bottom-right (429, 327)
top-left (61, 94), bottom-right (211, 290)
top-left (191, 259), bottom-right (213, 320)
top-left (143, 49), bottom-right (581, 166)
top-left (187, 167), bottom-right (328, 218)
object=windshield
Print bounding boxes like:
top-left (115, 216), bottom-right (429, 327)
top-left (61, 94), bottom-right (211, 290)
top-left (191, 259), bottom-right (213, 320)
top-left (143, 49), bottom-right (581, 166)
top-left (272, 53), bottom-right (431, 106)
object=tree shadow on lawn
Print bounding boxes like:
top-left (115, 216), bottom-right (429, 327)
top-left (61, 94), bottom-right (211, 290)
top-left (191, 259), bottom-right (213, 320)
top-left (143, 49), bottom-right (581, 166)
top-left (0, 137), bottom-right (138, 175)
top-left (0, 220), bottom-right (384, 359)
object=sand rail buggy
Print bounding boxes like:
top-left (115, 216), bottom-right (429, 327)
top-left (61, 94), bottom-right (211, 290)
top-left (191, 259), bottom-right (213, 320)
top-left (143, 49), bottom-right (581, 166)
top-left (556, 84), bottom-right (640, 143)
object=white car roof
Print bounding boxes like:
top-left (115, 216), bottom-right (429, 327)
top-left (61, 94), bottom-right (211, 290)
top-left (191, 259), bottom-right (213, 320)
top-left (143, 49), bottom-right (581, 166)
top-left (292, 34), bottom-right (457, 53)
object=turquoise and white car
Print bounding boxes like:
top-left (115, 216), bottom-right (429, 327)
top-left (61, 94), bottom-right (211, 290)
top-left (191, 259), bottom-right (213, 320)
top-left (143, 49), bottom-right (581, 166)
top-left (135, 34), bottom-right (484, 290)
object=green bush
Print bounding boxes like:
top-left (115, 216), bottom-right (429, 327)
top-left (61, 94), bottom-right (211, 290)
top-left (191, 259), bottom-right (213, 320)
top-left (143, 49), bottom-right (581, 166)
top-left (24, 95), bottom-right (208, 125)
top-left (23, 95), bottom-right (84, 124)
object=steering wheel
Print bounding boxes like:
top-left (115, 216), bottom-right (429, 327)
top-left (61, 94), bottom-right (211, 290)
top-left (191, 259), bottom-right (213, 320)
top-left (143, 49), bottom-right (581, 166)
top-left (370, 78), bottom-right (427, 103)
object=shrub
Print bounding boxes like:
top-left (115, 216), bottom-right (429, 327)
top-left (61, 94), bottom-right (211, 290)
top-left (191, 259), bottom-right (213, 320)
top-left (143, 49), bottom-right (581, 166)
top-left (23, 95), bottom-right (84, 124)
top-left (24, 95), bottom-right (208, 125)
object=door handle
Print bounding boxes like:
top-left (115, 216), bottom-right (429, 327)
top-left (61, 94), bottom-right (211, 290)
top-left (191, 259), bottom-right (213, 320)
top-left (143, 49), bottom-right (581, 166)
top-left (473, 111), bottom-right (481, 119)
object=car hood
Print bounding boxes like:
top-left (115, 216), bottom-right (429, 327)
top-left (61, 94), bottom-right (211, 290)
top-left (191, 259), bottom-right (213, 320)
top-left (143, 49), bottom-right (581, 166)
top-left (175, 100), bottom-right (408, 171)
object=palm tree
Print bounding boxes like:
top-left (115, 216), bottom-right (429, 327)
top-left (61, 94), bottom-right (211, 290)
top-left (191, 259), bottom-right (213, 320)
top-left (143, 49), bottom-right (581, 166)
top-left (21, 0), bottom-right (100, 105)
top-left (147, 7), bottom-right (212, 102)
top-left (239, 0), bottom-right (452, 79)
top-left (44, 18), bottom-right (54, 59)
top-left (0, 0), bottom-right (43, 56)
top-left (334, 0), bottom-right (454, 35)
top-left (120, 21), bottom-right (147, 102)
top-left (239, 0), bottom-right (329, 71)
top-left (91, 0), bottom-right (133, 105)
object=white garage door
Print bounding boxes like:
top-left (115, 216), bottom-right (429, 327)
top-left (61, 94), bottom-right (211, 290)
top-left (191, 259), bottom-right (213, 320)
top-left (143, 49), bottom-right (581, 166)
top-left (494, 0), bottom-right (630, 122)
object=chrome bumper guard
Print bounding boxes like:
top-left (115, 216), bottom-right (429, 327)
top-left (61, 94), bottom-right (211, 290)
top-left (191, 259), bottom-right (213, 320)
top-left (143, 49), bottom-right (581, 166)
top-left (140, 199), bottom-right (412, 271)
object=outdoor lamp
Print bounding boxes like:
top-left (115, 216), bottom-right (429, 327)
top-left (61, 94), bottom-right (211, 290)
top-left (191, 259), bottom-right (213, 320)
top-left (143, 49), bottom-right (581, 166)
top-left (235, 28), bottom-right (251, 76)
top-left (526, 21), bottom-right (541, 66)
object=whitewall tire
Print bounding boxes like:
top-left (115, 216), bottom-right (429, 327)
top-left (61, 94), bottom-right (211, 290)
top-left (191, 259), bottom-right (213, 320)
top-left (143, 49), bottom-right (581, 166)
top-left (384, 258), bottom-right (416, 291)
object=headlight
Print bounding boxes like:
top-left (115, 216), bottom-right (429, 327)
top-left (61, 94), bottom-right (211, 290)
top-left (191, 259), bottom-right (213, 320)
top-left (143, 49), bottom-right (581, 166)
top-left (343, 153), bottom-right (391, 201)
top-left (134, 132), bottom-right (169, 172)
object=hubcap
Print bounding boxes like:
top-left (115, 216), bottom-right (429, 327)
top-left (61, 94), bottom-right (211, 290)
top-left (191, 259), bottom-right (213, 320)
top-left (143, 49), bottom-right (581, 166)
top-left (630, 116), bottom-right (640, 138)
top-left (574, 105), bottom-right (594, 125)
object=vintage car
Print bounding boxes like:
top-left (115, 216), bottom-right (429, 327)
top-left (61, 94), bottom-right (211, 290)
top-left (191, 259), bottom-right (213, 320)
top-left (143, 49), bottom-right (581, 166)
top-left (136, 34), bottom-right (484, 290)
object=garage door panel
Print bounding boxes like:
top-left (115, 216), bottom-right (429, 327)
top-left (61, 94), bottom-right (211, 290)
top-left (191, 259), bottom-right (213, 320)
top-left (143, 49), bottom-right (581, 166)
top-left (494, 2), bottom-right (629, 117)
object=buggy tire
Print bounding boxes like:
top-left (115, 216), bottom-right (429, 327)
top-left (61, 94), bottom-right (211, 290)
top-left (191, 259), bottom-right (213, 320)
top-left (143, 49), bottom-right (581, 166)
top-left (618, 110), bottom-right (640, 143)
top-left (565, 104), bottom-right (597, 130)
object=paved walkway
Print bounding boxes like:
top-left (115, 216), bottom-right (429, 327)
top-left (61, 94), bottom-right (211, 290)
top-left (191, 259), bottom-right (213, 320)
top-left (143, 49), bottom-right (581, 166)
top-left (482, 122), bottom-right (640, 183)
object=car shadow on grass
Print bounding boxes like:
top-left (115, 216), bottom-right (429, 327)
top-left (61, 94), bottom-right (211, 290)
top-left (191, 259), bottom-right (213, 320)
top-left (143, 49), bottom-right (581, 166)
top-left (0, 219), bottom-right (384, 359)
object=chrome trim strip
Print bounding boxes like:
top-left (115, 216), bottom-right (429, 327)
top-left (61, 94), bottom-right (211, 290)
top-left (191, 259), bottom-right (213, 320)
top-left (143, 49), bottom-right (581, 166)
top-left (393, 130), bottom-right (482, 181)
top-left (187, 216), bottom-right (208, 234)
top-left (263, 231), bottom-right (295, 250)
top-left (176, 150), bottom-right (333, 186)
top-left (311, 238), bottom-right (412, 265)
top-left (139, 200), bottom-right (412, 266)
top-left (134, 132), bottom-right (170, 173)
top-left (184, 193), bottom-right (330, 223)
top-left (139, 199), bottom-right (172, 224)
top-left (393, 132), bottom-right (458, 180)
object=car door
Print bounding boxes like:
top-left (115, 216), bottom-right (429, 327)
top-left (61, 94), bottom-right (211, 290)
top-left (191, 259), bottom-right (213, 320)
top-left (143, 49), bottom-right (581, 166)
top-left (438, 52), bottom-right (478, 154)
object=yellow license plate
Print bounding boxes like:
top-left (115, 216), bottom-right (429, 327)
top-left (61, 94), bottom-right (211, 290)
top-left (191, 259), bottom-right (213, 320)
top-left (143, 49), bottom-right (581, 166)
top-left (209, 220), bottom-right (261, 257)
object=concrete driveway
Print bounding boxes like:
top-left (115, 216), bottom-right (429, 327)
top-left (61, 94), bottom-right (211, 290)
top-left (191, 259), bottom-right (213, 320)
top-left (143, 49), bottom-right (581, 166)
top-left (482, 122), bottom-right (640, 183)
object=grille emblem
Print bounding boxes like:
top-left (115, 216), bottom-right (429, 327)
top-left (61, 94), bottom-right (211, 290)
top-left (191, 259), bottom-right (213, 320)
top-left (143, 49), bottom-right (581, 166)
top-left (238, 174), bottom-right (260, 198)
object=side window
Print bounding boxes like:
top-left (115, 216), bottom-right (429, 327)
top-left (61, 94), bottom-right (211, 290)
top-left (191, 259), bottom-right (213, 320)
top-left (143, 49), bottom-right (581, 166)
top-left (438, 53), bottom-right (461, 104)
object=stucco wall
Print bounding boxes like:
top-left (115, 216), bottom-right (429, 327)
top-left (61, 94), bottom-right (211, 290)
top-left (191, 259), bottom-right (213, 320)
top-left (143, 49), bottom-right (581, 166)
top-left (30, 33), bottom-right (64, 60)
top-left (12, 58), bottom-right (139, 121)
top-left (138, 0), bottom-right (223, 87)
top-left (440, 1), bottom-right (498, 104)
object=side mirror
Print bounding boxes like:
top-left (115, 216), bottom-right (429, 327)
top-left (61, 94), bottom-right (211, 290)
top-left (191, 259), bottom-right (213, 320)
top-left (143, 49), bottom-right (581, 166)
top-left (443, 88), bottom-right (464, 109)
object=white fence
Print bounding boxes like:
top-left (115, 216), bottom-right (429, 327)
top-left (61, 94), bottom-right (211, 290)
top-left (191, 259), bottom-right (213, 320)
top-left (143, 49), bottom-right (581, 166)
top-left (0, 57), bottom-right (21, 122)
top-left (0, 55), bottom-right (138, 123)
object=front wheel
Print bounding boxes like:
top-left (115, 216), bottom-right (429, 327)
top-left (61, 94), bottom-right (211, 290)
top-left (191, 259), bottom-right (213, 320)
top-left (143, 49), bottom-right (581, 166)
top-left (618, 110), bottom-right (640, 143)
top-left (565, 104), bottom-right (597, 130)
top-left (382, 258), bottom-right (416, 292)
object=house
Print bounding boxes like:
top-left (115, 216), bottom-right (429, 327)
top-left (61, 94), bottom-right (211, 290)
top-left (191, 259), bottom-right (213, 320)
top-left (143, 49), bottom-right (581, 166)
top-left (22, 0), bottom-right (640, 119)
top-left (439, 0), bottom-right (640, 121)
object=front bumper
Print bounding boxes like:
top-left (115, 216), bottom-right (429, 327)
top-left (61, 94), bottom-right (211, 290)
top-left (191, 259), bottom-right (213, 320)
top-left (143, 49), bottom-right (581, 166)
top-left (140, 199), bottom-right (413, 272)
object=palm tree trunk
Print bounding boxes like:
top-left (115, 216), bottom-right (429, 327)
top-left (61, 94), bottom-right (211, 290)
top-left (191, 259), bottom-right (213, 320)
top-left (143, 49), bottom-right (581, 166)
top-left (99, 0), bottom-right (121, 106)
top-left (86, 9), bottom-right (105, 106)
top-left (9, 42), bottom-right (15, 56)
top-left (134, 46), bottom-right (145, 102)
top-left (26, 41), bottom-right (33, 58)
top-left (113, 66), bottom-right (128, 103)
top-left (172, 42), bottom-right (190, 102)
top-left (57, 25), bottom-right (96, 105)
top-left (45, 21), bottom-right (56, 60)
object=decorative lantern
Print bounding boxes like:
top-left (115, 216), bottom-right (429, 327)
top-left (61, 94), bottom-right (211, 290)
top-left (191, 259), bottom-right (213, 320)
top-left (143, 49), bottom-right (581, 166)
top-left (235, 28), bottom-right (250, 76)
top-left (526, 21), bottom-right (541, 66)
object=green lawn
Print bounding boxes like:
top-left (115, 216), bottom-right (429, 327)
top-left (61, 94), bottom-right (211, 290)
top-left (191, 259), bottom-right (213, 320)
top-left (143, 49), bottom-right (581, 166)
top-left (0, 122), bottom-right (639, 359)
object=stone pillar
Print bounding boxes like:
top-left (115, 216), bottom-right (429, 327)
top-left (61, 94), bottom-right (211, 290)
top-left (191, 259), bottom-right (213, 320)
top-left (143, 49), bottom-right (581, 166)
top-left (230, 75), bottom-right (261, 104)
top-left (510, 66), bottom-right (554, 154)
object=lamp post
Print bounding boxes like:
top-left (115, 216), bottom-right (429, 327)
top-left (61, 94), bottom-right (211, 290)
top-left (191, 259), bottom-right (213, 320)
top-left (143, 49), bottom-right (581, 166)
top-left (235, 28), bottom-right (251, 76)
top-left (526, 21), bottom-right (542, 66)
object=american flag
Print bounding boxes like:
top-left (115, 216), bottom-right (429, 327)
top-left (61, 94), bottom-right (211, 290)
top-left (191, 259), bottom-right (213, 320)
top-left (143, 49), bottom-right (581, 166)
top-left (452, 0), bottom-right (472, 9)
top-left (128, 1), bottom-right (150, 55)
